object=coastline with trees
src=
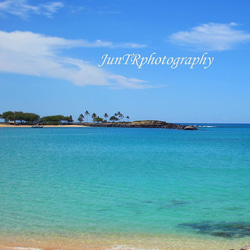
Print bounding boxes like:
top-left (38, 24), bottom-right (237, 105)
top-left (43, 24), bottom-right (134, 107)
top-left (0, 110), bottom-right (197, 130)
top-left (0, 110), bottom-right (131, 126)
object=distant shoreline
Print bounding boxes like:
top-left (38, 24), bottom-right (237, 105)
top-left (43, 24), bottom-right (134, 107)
top-left (0, 120), bottom-right (198, 130)
top-left (0, 124), bottom-right (87, 128)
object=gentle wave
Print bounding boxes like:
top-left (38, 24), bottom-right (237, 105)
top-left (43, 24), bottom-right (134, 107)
top-left (197, 125), bottom-right (216, 128)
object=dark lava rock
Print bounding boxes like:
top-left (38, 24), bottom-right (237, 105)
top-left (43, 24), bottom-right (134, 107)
top-left (184, 125), bottom-right (198, 130)
top-left (87, 120), bottom-right (198, 130)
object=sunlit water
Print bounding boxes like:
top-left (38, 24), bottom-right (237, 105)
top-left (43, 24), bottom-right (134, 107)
top-left (0, 125), bottom-right (250, 248)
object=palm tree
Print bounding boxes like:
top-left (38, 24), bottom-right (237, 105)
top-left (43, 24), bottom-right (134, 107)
top-left (126, 115), bottom-right (130, 122)
top-left (104, 113), bottom-right (109, 122)
top-left (92, 113), bottom-right (97, 123)
top-left (78, 114), bottom-right (84, 123)
top-left (114, 111), bottom-right (121, 121)
top-left (118, 112), bottom-right (124, 121)
top-left (85, 110), bottom-right (90, 122)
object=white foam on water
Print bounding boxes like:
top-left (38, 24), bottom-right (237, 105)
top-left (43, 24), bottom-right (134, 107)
top-left (197, 125), bottom-right (216, 128)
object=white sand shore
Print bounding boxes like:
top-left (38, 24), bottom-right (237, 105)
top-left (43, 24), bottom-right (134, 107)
top-left (0, 124), bottom-right (87, 128)
top-left (0, 233), bottom-right (249, 250)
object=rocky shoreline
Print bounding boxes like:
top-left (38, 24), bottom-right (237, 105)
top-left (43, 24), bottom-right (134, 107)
top-left (0, 120), bottom-right (198, 130)
top-left (86, 120), bottom-right (198, 130)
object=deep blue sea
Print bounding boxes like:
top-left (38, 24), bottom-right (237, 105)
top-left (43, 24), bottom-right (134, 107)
top-left (0, 125), bottom-right (250, 248)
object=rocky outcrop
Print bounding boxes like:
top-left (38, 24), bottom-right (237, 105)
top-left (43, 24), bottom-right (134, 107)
top-left (87, 120), bottom-right (198, 130)
top-left (184, 125), bottom-right (198, 130)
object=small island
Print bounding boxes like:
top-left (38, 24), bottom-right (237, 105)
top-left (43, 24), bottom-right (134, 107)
top-left (86, 120), bottom-right (197, 130)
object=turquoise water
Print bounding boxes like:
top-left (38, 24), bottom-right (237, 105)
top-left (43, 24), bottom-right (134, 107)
top-left (0, 126), bottom-right (250, 239)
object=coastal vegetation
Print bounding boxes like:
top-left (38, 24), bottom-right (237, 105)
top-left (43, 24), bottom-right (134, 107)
top-left (76, 110), bottom-right (130, 124)
top-left (1, 111), bottom-right (74, 125)
top-left (41, 115), bottom-right (73, 125)
top-left (0, 110), bottom-right (130, 125)
top-left (1, 111), bottom-right (40, 124)
top-left (0, 110), bottom-right (197, 130)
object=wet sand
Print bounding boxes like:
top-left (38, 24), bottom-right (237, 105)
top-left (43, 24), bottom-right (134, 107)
top-left (0, 233), bottom-right (249, 250)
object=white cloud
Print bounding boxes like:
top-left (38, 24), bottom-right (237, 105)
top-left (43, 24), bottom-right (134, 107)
top-left (41, 2), bottom-right (64, 17)
top-left (0, 30), bottom-right (150, 89)
top-left (169, 23), bottom-right (250, 51)
top-left (108, 75), bottom-right (151, 89)
top-left (73, 39), bottom-right (147, 49)
top-left (0, 0), bottom-right (64, 18)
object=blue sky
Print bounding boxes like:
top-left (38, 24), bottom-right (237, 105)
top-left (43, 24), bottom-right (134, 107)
top-left (0, 0), bottom-right (250, 123)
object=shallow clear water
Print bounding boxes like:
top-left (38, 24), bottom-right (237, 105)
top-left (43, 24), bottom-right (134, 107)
top-left (0, 125), bottom-right (250, 241)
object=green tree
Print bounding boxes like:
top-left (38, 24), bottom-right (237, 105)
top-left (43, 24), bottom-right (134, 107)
top-left (15, 112), bottom-right (24, 123)
top-left (64, 115), bottom-right (73, 124)
top-left (22, 113), bottom-right (40, 124)
top-left (69, 115), bottom-right (73, 124)
top-left (104, 113), bottom-right (109, 122)
top-left (2, 111), bottom-right (40, 124)
top-left (41, 115), bottom-right (65, 125)
top-left (2, 111), bottom-right (15, 122)
top-left (110, 116), bottom-right (119, 122)
top-left (93, 116), bottom-right (103, 123)
top-left (85, 110), bottom-right (90, 122)
top-left (78, 114), bottom-right (84, 123)
top-left (118, 112), bottom-right (124, 121)
top-left (92, 113), bottom-right (97, 123)
top-left (114, 111), bottom-right (123, 121)
top-left (126, 115), bottom-right (130, 122)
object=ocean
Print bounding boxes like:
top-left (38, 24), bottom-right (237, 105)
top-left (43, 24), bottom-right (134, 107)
top-left (0, 125), bottom-right (250, 249)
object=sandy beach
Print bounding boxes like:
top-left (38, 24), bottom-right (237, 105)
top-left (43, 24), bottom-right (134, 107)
top-left (0, 124), bottom-right (87, 128)
top-left (0, 233), bottom-right (249, 250)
